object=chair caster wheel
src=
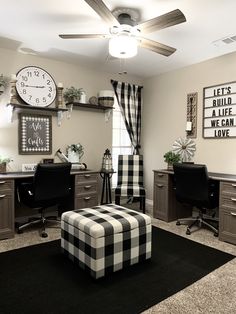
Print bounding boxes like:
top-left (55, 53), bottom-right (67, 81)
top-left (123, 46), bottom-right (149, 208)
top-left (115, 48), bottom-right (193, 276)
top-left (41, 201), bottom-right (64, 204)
top-left (176, 221), bottom-right (180, 226)
top-left (17, 229), bottom-right (23, 234)
top-left (41, 231), bottom-right (48, 238)
top-left (186, 229), bottom-right (191, 235)
top-left (214, 232), bottom-right (218, 237)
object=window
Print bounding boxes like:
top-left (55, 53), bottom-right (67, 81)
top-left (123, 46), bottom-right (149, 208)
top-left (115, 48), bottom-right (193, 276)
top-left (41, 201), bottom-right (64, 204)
top-left (112, 100), bottom-right (132, 187)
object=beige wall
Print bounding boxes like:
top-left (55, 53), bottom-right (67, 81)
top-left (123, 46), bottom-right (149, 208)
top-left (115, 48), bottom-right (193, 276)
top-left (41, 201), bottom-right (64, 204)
top-left (142, 51), bottom-right (236, 200)
top-left (2, 46), bottom-right (236, 202)
top-left (0, 47), bottom-right (143, 172)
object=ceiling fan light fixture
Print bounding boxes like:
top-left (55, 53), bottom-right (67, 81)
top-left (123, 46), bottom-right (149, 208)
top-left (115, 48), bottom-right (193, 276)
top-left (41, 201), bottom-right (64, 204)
top-left (109, 35), bottom-right (138, 58)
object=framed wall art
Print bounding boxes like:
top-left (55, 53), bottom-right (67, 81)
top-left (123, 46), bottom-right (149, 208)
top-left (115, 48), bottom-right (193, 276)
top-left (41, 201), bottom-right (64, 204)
top-left (19, 113), bottom-right (52, 154)
top-left (203, 81), bottom-right (236, 138)
top-left (186, 92), bottom-right (198, 138)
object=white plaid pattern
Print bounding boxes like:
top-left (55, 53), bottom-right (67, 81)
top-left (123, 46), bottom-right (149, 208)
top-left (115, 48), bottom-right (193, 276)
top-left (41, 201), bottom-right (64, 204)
top-left (115, 155), bottom-right (146, 197)
top-left (61, 204), bottom-right (151, 279)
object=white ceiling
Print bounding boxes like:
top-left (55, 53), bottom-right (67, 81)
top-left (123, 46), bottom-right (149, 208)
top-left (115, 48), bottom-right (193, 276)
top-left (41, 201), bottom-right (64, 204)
top-left (1, 0), bottom-right (236, 78)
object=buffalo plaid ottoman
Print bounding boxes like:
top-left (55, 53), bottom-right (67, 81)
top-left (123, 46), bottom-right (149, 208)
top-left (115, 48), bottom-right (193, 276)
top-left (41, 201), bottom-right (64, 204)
top-left (61, 204), bottom-right (152, 279)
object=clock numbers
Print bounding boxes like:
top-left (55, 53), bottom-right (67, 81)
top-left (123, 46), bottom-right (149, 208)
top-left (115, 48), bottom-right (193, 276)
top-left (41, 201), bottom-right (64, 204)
top-left (22, 76), bottom-right (28, 81)
top-left (15, 66), bottom-right (57, 107)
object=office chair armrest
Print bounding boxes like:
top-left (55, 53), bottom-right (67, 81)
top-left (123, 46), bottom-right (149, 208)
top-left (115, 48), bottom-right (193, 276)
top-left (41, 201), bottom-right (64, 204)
top-left (17, 183), bottom-right (34, 203)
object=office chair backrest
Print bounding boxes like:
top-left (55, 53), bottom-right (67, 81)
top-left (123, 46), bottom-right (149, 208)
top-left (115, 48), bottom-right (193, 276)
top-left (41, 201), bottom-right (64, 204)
top-left (173, 163), bottom-right (218, 209)
top-left (33, 163), bottom-right (72, 202)
top-left (117, 155), bottom-right (144, 186)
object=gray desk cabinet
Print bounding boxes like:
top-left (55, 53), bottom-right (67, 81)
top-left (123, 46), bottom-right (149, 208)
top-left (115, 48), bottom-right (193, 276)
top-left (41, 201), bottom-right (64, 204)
top-left (74, 173), bottom-right (99, 209)
top-left (153, 171), bottom-right (190, 222)
top-left (0, 179), bottom-right (14, 239)
top-left (219, 181), bottom-right (236, 245)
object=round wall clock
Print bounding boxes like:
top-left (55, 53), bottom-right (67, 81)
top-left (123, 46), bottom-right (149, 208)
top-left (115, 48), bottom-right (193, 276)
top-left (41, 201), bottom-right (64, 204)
top-left (16, 66), bottom-right (57, 107)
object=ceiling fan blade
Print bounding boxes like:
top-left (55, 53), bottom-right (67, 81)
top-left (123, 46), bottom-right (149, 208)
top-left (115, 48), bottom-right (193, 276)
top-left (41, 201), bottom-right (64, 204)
top-left (84, 0), bottom-right (120, 27)
top-left (137, 9), bottom-right (186, 34)
top-left (139, 38), bottom-right (176, 57)
top-left (59, 34), bottom-right (109, 39)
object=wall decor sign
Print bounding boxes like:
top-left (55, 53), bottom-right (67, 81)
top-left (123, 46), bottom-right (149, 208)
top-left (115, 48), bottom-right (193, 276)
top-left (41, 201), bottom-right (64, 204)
top-left (19, 113), bottom-right (52, 154)
top-left (186, 92), bottom-right (197, 138)
top-left (203, 81), bottom-right (236, 138)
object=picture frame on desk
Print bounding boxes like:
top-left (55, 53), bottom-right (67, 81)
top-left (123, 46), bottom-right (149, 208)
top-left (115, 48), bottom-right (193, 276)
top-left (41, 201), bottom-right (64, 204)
top-left (42, 158), bottom-right (54, 164)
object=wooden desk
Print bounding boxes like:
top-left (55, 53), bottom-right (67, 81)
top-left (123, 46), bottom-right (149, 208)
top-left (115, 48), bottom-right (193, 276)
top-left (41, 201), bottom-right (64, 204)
top-left (0, 170), bottom-right (99, 240)
top-left (153, 169), bottom-right (236, 245)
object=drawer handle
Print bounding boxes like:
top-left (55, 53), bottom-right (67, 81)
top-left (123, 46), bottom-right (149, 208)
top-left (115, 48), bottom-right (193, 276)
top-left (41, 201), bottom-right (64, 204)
top-left (232, 184), bottom-right (236, 187)
top-left (231, 212), bottom-right (236, 216)
top-left (157, 174), bottom-right (164, 177)
top-left (0, 194), bottom-right (6, 198)
top-left (157, 184), bottom-right (164, 188)
top-left (0, 181), bottom-right (6, 184)
top-left (84, 185), bottom-right (92, 189)
top-left (84, 174), bottom-right (91, 178)
top-left (84, 197), bottom-right (91, 201)
top-left (231, 198), bottom-right (236, 202)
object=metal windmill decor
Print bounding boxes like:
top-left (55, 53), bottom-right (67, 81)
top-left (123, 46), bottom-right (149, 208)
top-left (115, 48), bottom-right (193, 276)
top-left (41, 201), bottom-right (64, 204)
top-left (172, 137), bottom-right (196, 162)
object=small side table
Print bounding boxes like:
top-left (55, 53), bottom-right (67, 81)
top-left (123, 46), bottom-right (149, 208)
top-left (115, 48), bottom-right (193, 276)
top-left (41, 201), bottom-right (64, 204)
top-left (100, 171), bottom-right (115, 205)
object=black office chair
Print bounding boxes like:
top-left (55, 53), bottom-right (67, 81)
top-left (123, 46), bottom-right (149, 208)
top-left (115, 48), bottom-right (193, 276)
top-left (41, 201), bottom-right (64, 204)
top-left (17, 163), bottom-right (71, 238)
top-left (173, 163), bottom-right (219, 236)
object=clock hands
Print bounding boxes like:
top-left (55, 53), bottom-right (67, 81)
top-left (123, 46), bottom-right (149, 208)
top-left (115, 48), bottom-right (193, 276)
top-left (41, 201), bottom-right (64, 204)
top-left (24, 85), bottom-right (46, 88)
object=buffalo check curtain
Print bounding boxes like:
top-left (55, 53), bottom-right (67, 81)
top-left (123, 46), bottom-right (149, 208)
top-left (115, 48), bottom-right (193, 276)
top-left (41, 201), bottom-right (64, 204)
top-left (111, 80), bottom-right (143, 154)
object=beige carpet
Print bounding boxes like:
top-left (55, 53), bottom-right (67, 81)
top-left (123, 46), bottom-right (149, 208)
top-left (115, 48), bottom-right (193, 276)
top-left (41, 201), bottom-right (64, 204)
top-left (0, 204), bottom-right (235, 314)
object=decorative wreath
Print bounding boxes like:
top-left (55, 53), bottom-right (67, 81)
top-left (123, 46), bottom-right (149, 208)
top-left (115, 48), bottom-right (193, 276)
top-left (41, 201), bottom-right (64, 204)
top-left (172, 137), bottom-right (196, 162)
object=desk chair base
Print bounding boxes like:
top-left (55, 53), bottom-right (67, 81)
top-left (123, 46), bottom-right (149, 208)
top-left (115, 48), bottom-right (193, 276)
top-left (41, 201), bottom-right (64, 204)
top-left (176, 213), bottom-right (219, 237)
top-left (17, 208), bottom-right (60, 238)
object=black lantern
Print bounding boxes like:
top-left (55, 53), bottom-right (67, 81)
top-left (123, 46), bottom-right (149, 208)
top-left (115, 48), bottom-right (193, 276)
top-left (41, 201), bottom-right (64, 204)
top-left (101, 149), bottom-right (113, 172)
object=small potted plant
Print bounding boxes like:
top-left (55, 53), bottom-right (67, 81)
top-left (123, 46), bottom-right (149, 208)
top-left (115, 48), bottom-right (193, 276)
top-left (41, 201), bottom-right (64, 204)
top-left (0, 74), bottom-right (8, 95)
top-left (0, 155), bottom-right (12, 173)
top-left (67, 143), bottom-right (84, 163)
top-left (163, 151), bottom-right (181, 170)
top-left (63, 86), bottom-right (84, 103)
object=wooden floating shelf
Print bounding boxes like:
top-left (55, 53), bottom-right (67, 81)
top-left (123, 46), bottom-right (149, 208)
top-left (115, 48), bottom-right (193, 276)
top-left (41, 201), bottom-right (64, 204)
top-left (7, 103), bottom-right (68, 112)
top-left (66, 102), bottom-right (114, 111)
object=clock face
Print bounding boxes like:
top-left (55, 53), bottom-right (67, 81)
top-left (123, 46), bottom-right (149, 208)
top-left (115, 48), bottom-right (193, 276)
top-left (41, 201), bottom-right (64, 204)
top-left (16, 66), bottom-right (57, 107)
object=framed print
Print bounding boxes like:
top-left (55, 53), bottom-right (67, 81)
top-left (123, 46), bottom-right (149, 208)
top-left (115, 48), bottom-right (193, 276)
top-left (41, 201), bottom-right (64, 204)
top-left (19, 113), bottom-right (52, 154)
top-left (203, 81), bottom-right (236, 138)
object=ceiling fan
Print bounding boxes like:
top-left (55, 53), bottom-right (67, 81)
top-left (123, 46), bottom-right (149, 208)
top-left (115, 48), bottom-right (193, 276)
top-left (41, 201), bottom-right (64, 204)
top-left (59, 0), bottom-right (186, 58)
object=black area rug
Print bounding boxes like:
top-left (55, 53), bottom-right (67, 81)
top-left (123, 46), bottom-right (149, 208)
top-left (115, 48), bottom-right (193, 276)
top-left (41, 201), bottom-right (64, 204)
top-left (0, 227), bottom-right (234, 314)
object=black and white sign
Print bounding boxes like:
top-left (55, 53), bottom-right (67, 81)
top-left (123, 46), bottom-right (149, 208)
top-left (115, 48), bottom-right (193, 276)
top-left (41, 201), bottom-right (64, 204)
top-left (19, 113), bottom-right (52, 154)
top-left (203, 81), bottom-right (236, 138)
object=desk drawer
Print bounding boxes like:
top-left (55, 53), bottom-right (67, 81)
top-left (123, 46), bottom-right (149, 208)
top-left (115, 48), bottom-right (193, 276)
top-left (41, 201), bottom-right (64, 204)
top-left (154, 172), bottom-right (168, 183)
top-left (75, 173), bottom-right (98, 185)
top-left (219, 207), bottom-right (236, 245)
top-left (0, 193), bottom-right (14, 240)
top-left (0, 180), bottom-right (14, 192)
top-left (220, 196), bottom-right (236, 210)
top-left (220, 182), bottom-right (236, 196)
top-left (75, 183), bottom-right (98, 195)
top-left (75, 194), bottom-right (98, 209)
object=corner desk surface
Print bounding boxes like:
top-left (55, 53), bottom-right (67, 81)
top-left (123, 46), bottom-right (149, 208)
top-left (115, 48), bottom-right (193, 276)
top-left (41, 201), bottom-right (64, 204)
top-left (153, 169), bottom-right (236, 245)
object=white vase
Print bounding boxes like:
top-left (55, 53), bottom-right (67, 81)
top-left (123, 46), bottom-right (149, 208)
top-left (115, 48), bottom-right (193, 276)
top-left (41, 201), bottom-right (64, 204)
top-left (68, 149), bottom-right (80, 163)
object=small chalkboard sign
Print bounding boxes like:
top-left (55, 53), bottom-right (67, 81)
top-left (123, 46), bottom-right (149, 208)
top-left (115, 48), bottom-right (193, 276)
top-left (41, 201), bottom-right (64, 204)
top-left (19, 113), bottom-right (52, 154)
top-left (203, 81), bottom-right (236, 138)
